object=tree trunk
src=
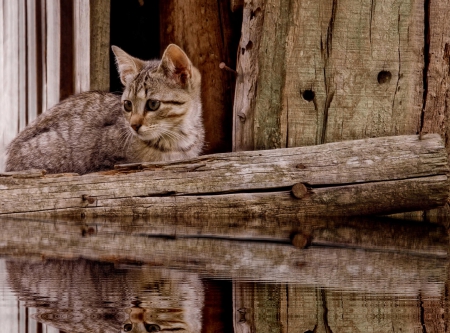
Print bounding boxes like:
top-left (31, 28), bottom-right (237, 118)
top-left (0, 134), bottom-right (447, 218)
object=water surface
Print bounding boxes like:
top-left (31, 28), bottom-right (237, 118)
top-left (0, 216), bottom-right (448, 332)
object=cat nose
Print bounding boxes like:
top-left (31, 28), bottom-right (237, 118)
top-left (131, 123), bottom-right (141, 132)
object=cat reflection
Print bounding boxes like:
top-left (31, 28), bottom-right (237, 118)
top-left (7, 259), bottom-right (204, 333)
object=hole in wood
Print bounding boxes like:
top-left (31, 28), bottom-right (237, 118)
top-left (377, 70), bottom-right (392, 84)
top-left (246, 40), bottom-right (253, 51)
top-left (302, 89), bottom-right (315, 102)
top-left (241, 47), bottom-right (245, 55)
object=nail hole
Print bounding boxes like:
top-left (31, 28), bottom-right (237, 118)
top-left (241, 47), bottom-right (245, 55)
top-left (377, 70), bottom-right (392, 84)
top-left (246, 41), bottom-right (253, 51)
top-left (302, 90), bottom-right (315, 102)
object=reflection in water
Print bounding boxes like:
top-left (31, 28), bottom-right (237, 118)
top-left (6, 259), bottom-right (204, 333)
top-left (0, 216), bottom-right (448, 332)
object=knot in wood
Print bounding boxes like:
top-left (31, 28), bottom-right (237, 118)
top-left (81, 194), bottom-right (96, 204)
top-left (291, 183), bottom-right (308, 199)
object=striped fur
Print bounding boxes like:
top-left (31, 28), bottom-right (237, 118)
top-left (5, 44), bottom-right (204, 174)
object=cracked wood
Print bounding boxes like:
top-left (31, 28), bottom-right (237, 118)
top-left (0, 134), bottom-right (447, 218)
top-left (234, 0), bottom-right (424, 150)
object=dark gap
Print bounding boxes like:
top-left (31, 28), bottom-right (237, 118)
top-left (140, 233), bottom-right (291, 245)
top-left (109, 0), bottom-right (160, 93)
top-left (25, 306), bottom-right (29, 333)
top-left (419, 293), bottom-right (428, 333)
top-left (420, 0), bottom-right (431, 134)
top-left (59, 0), bottom-right (74, 100)
top-left (35, 0), bottom-right (43, 116)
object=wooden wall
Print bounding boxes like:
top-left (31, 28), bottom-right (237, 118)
top-left (0, 0), bottom-right (110, 171)
top-left (233, 0), bottom-right (450, 153)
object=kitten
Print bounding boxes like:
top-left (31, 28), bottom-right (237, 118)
top-left (5, 44), bottom-right (204, 175)
top-left (7, 259), bottom-right (204, 333)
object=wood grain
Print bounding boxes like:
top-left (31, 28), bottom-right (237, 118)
top-left (0, 134), bottom-right (447, 218)
top-left (234, 0), bottom-right (424, 149)
top-left (160, 0), bottom-right (239, 154)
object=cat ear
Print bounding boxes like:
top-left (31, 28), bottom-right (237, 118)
top-left (158, 44), bottom-right (192, 88)
top-left (111, 46), bottom-right (146, 86)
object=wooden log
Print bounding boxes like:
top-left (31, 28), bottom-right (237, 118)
top-left (0, 134), bottom-right (448, 217)
top-left (0, 217), bottom-right (446, 295)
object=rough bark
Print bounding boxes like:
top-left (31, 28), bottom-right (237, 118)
top-left (0, 134), bottom-right (447, 218)
top-left (160, 0), bottom-right (240, 154)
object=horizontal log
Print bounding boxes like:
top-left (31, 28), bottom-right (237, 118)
top-left (0, 217), bottom-right (446, 295)
top-left (0, 134), bottom-right (448, 217)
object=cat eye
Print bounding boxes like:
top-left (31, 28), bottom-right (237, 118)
top-left (145, 100), bottom-right (161, 112)
top-left (144, 324), bottom-right (161, 332)
top-left (123, 323), bottom-right (133, 331)
top-left (123, 100), bottom-right (133, 112)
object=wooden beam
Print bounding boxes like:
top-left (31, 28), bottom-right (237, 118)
top-left (0, 216), bottom-right (446, 295)
top-left (0, 134), bottom-right (447, 217)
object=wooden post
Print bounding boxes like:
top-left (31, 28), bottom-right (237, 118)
top-left (73, 0), bottom-right (110, 93)
top-left (160, 0), bottom-right (240, 154)
top-left (233, 0), bottom-right (424, 150)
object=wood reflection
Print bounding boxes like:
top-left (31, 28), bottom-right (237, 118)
top-left (0, 215), bottom-right (449, 332)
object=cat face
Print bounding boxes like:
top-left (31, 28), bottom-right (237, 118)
top-left (121, 305), bottom-right (190, 333)
top-left (112, 45), bottom-right (202, 149)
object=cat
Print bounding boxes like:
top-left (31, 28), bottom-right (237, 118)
top-left (5, 44), bottom-right (204, 175)
top-left (7, 258), bottom-right (204, 333)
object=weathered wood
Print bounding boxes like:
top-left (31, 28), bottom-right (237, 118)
top-left (73, 0), bottom-right (90, 93)
top-left (160, 0), bottom-right (238, 154)
top-left (0, 217), bottom-right (446, 295)
top-left (420, 0), bottom-right (450, 219)
top-left (0, 1), bottom-right (21, 171)
top-left (233, 0), bottom-right (424, 149)
top-left (89, 0), bottom-right (110, 91)
top-left (0, 134), bottom-right (447, 217)
top-left (46, 0), bottom-right (60, 108)
top-left (232, 0), bottom-right (264, 151)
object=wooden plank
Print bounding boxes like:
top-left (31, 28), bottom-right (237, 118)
top-left (73, 0), bottom-right (90, 93)
top-left (45, 0), bottom-right (60, 108)
top-left (0, 134), bottom-right (447, 217)
top-left (160, 0), bottom-right (238, 154)
top-left (234, 0), bottom-right (424, 150)
top-left (0, 1), bottom-right (20, 172)
top-left (232, 0), bottom-right (264, 151)
top-left (18, 0), bottom-right (26, 131)
top-left (39, 0), bottom-right (47, 112)
top-left (420, 0), bottom-right (450, 219)
top-left (89, 0), bottom-right (109, 91)
top-left (26, 0), bottom-right (38, 123)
